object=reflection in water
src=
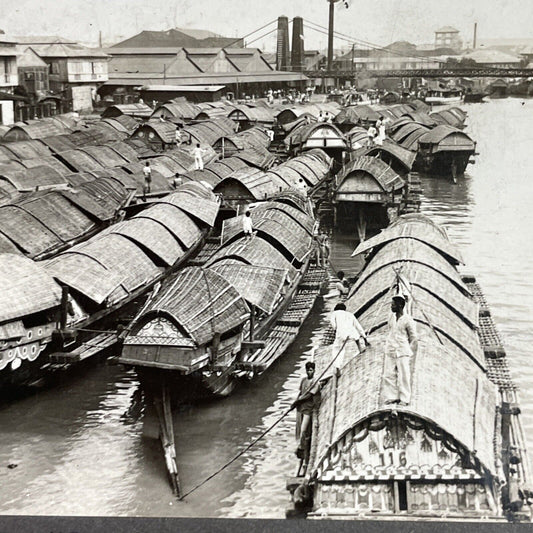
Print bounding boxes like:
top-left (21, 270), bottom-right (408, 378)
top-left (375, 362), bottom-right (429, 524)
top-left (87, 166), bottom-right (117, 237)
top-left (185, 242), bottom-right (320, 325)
top-left (0, 99), bottom-right (533, 518)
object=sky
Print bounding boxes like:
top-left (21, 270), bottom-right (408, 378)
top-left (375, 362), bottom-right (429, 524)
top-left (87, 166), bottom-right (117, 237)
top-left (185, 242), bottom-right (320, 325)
top-left (2, 0), bottom-right (533, 51)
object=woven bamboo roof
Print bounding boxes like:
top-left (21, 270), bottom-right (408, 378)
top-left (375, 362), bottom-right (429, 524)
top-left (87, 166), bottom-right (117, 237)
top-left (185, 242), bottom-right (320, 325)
top-left (252, 201), bottom-right (315, 234)
top-left (268, 189), bottom-right (310, 215)
top-left (134, 121), bottom-right (177, 144)
top-left (56, 149), bottom-right (104, 172)
top-left (166, 150), bottom-right (195, 172)
top-left (267, 166), bottom-right (302, 188)
top-left (390, 122), bottom-right (429, 143)
top-left (229, 147), bottom-right (276, 170)
top-left (222, 204), bottom-right (314, 256)
top-left (121, 163), bottom-right (170, 194)
top-left (403, 111), bottom-right (437, 127)
top-left (213, 157), bottom-right (249, 173)
top-left (353, 237), bottom-right (469, 297)
top-left (353, 213), bottom-right (464, 264)
top-left (135, 203), bottom-right (201, 249)
top-left (3, 121), bottom-right (66, 141)
top-left (418, 125), bottom-right (475, 151)
top-left (285, 122), bottom-right (346, 148)
top-left (228, 105), bottom-right (275, 123)
top-left (157, 191), bottom-right (219, 226)
top-left (0, 140), bottom-right (51, 160)
top-left (17, 192), bottom-right (94, 244)
top-left (142, 267), bottom-right (249, 346)
top-left (80, 146), bottom-right (130, 168)
top-left (21, 156), bottom-right (72, 176)
top-left (0, 232), bottom-right (22, 254)
top-left (153, 101), bottom-right (201, 120)
top-left (430, 110), bottom-right (465, 129)
top-left (107, 141), bottom-right (139, 163)
top-left (75, 233), bottom-right (160, 300)
top-left (349, 260), bottom-right (479, 330)
top-left (62, 177), bottom-right (129, 221)
top-left (149, 155), bottom-right (186, 176)
top-left (40, 135), bottom-right (78, 153)
top-left (338, 155), bottom-right (404, 193)
top-left (335, 105), bottom-right (380, 125)
top-left (174, 181), bottom-right (217, 200)
top-left (312, 326), bottom-right (498, 479)
top-left (0, 204), bottom-right (63, 256)
top-left (207, 235), bottom-right (296, 274)
top-left (104, 217), bottom-right (185, 267)
top-left (0, 253), bottom-right (62, 322)
top-left (361, 139), bottom-right (416, 172)
top-left (1, 165), bottom-right (68, 192)
top-left (184, 168), bottom-right (222, 187)
top-left (214, 167), bottom-right (284, 200)
top-left (46, 251), bottom-right (124, 304)
top-left (210, 260), bottom-right (287, 314)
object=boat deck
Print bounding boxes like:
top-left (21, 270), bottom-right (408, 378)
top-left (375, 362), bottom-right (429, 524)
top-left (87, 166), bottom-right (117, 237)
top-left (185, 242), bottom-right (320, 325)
top-left (238, 266), bottom-right (326, 372)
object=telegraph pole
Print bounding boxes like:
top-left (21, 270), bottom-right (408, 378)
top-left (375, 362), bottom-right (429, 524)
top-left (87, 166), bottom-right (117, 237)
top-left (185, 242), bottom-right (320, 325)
top-left (327, 0), bottom-right (337, 71)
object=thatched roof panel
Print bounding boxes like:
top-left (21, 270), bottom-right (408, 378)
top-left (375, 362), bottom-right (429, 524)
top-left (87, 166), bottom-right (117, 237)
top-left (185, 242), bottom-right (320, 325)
top-left (145, 267), bottom-right (249, 346)
top-left (45, 252), bottom-right (124, 304)
top-left (208, 235), bottom-right (296, 274)
top-left (352, 213), bottom-right (464, 264)
top-left (2, 165), bottom-right (68, 192)
top-left (158, 192), bottom-right (219, 226)
top-left (338, 155), bottom-right (404, 193)
top-left (40, 135), bottom-right (78, 153)
top-left (0, 254), bottom-right (62, 322)
top-left (106, 217), bottom-right (185, 266)
top-left (1, 140), bottom-right (51, 160)
top-left (360, 139), bottom-right (416, 171)
top-left (313, 328), bottom-right (497, 478)
top-left (0, 205), bottom-right (63, 256)
top-left (211, 261), bottom-right (287, 314)
top-left (21, 156), bottom-right (72, 176)
top-left (56, 149), bottom-right (104, 172)
top-left (80, 146), bottom-right (130, 167)
top-left (135, 203), bottom-right (201, 249)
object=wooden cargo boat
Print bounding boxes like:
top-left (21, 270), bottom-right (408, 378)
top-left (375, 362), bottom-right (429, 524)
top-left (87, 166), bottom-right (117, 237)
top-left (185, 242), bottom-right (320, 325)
top-left (333, 156), bottom-right (405, 241)
top-left (119, 192), bottom-right (327, 495)
top-left (120, 193), bottom-right (322, 400)
top-left (416, 125), bottom-right (476, 180)
top-left (0, 182), bottom-right (219, 390)
top-left (287, 214), bottom-right (531, 522)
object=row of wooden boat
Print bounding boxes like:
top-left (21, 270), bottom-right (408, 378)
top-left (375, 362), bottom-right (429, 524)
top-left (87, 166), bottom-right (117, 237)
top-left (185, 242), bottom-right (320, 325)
top-left (0, 181), bottom-right (218, 389)
top-left (287, 214), bottom-right (531, 522)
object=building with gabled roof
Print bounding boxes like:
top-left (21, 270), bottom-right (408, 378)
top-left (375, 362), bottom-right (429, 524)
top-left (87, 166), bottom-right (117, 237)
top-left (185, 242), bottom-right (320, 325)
top-left (435, 26), bottom-right (462, 51)
top-left (111, 28), bottom-right (242, 49)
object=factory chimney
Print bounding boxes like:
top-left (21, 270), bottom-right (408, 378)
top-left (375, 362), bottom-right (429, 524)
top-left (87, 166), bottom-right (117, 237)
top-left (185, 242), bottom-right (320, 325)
top-left (473, 22), bottom-right (477, 50)
top-left (276, 16), bottom-right (290, 71)
top-left (291, 16), bottom-right (305, 72)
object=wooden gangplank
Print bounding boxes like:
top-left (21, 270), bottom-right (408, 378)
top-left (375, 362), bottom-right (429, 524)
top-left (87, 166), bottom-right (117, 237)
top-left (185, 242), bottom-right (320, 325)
top-left (48, 332), bottom-right (119, 364)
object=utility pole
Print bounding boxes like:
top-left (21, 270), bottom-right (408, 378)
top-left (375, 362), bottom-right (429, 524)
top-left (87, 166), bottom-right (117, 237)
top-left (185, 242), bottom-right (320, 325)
top-left (327, 0), bottom-right (336, 71)
top-left (473, 22), bottom-right (477, 50)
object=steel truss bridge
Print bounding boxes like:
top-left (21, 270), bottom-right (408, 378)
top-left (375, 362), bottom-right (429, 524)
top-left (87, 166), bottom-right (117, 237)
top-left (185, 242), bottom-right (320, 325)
top-left (306, 68), bottom-right (533, 79)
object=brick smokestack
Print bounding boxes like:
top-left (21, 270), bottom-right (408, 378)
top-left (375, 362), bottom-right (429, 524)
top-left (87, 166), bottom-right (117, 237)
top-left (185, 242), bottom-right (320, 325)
top-left (276, 16), bottom-right (290, 71)
top-left (291, 16), bottom-right (304, 72)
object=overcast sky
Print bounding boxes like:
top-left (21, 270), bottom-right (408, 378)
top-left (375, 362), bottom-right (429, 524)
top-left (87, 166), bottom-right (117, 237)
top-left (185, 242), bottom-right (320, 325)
top-left (2, 0), bottom-right (533, 50)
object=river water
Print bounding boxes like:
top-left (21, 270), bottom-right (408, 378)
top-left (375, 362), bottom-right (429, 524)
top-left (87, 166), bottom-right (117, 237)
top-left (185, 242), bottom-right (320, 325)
top-left (1, 98), bottom-right (533, 519)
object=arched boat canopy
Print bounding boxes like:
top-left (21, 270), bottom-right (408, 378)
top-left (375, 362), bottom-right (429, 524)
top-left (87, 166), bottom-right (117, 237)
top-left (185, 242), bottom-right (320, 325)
top-left (335, 105), bottom-right (380, 125)
top-left (214, 167), bottom-right (286, 201)
top-left (352, 213), bottom-right (464, 265)
top-left (227, 105), bottom-right (276, 124)
top-left (0, 254), bottom-right (62, 323)
top-left (418, 125), bottom-right (475, 152)
top-left (284, 122), bottom-right (347, 151)
top-left (101, 103), bottom-right (153, 119)
top-left (311, 332), bottom-right (498, 483)
top-left (151, 101), bottom-right (201, 120)
top-left (336, 155), bottom-right (404, 203)
top-left (134, 267), bottom-right (249, 347)
top-left (359, 140), bottom-right (416, 173)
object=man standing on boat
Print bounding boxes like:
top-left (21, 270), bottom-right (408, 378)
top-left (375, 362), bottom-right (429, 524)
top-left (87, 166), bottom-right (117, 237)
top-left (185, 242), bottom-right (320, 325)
top-left (383, 294), bottom-right (418, 406)
top-left (292, 361), bottom-right (320, 461)
top-left (243, 211), bottom-right (253, 239)
top-left (330, 303), bottom-right (368, 375)
top-left (193, 143), bottom-right (205, 170)
top-left (142, 161), bottom-right (152, 201)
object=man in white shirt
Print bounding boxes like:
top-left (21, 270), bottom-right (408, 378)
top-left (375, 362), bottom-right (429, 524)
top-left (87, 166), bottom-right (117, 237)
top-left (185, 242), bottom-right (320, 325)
top-left (242, 211), bottom-right (253, 238)
top-left (383, 294), bottom-right (418, 406)
top-left (330, 302), bottom-right (367, 374)
top-left (193, 143), bottom-right (205, 170)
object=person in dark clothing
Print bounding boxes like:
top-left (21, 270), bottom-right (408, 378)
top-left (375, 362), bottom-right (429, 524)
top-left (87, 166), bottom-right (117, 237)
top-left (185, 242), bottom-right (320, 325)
top-left (292, 362), bottom-right (320, 459)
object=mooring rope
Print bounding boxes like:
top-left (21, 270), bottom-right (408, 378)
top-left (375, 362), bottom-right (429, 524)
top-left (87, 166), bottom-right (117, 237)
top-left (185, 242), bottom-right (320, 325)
top-left (178, 337), bottom-right (350, 500)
